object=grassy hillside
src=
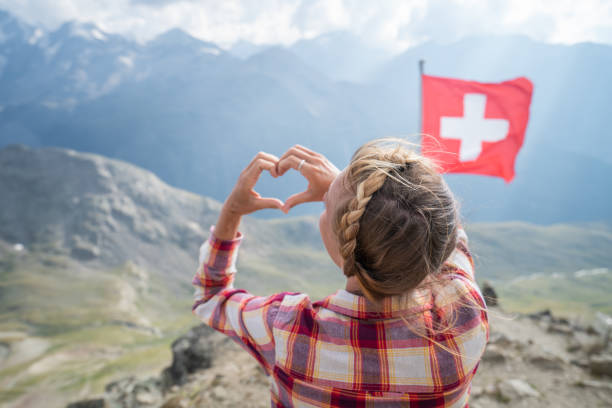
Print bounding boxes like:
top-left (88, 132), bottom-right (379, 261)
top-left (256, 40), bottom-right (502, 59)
top-left (497, 268), bottom-right (612, 317)
top-left (0, 215), bottom-right (343, 406)
top-left (465, 221), bottom-right (612, 281)
top-left (1, 216), bottom-right (611, 406)
top-left (0, 244), bottom-right (192, 404)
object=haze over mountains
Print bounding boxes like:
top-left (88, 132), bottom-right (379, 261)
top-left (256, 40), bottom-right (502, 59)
top-left (0, 9), bottom-right (611, 223)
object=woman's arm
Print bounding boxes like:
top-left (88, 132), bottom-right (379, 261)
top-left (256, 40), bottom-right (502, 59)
top-left (192, 147), bottom-right (339, 373)
top-left (192, 225), bottom-right (285, 373)
top-left (192, 151), bottom-right (285, 371)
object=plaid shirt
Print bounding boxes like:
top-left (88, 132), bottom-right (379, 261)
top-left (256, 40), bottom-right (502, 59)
top-left (192, 226), bottom-right (489, 407)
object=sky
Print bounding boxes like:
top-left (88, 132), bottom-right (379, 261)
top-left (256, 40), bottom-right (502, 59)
top-left (1, 0), bottom-right (611, 52)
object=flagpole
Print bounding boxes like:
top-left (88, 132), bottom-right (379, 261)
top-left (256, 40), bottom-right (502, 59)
top-left (418, 59), bottom-right (425, 151)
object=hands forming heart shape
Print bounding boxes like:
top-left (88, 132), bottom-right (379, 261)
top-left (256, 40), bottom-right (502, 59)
top-left (224, 145), bottom-right (341, 216)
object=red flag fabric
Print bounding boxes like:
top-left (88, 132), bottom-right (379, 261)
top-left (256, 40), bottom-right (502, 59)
top-left (421, 74), bottom-right (533, 182)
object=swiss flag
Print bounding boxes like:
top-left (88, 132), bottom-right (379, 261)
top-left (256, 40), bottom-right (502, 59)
top-left (421, 74), bottom-right (533, 182)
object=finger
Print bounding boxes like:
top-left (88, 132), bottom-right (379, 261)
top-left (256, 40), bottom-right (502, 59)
top-left (293, 144), bottom-right (323, 159)
top-left (244, 158), bottom-right (278, 186)
top-left (276, 146), bottom-right (318, 172)
top-left (246, 152), bottom-right (281, 176)
top-left (277, 155), bottom-right (315, 176)
top-left (255, 196), bottom-right (285, 211)
top-left (283, 190), bottom-right (316, 212)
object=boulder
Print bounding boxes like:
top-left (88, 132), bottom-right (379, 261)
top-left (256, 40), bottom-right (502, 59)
top-left (567, 332), bottom-right (605, 355)
top-left (105, 376), bottom-right (163, 408)
top-left (160, 396), bottom-right (189, 408)
top-left (66, 399), bottom-right (106, 408)
top-left (575, 379), bottom-right (612, 391)
top-left (592, 312), bottom-right (612, 345)
top-left (481, 281), bottom-right (498, 307)
top-left (161, 324), bottom-right (216, 389)
top-left (548, 323), bottom-right (574, 335)
top-left (528, 352), bottom-right (565, 371)
top-left (482, 344), bottom-right (506, 364)
top-left (589, 354), bottom-right (612, 377)
top-left (528, 309), bottom-right (553, 320)
top-left (497, 379), bottom-right (540, 400)
top-left (488, 332), bottom-right (513, 347)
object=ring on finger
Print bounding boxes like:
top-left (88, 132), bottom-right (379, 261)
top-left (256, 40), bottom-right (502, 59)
top-left (297, 159), bottom-right (306, 171)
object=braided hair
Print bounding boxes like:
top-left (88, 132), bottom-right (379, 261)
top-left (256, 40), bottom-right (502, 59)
top-left (332, 137), bottom-right (459, 303)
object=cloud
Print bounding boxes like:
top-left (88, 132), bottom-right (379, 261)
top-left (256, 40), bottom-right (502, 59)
top-left (0, 0), bottom-right (610, 51)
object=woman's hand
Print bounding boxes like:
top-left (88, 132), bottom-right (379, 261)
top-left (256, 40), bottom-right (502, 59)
top-left (276, 145), bottom-right (340, 213)
top-left (214, 152), bottom-right (284, 240)
top-left (224, 151), bottom-right (285, 216)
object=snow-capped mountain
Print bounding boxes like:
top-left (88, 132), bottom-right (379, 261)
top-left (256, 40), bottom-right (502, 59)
top-left (1, 9), bottom-right (611, 223)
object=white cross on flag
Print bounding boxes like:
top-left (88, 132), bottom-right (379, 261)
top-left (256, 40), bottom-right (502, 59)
top-left (421, 74), bottom-right (533, 182)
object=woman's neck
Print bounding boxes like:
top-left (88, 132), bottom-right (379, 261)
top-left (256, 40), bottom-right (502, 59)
top-left (345, 276), bottom-right (364, 296)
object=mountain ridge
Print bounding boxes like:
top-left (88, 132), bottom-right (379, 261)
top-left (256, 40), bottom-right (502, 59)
top-left (1, 7), bottom-right (611, 224)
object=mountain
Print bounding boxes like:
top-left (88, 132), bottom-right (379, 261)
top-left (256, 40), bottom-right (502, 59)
top-left (230, 32), bottom-right (392, 82)
top-left (373, 35), bottom-right (612, 166)
top-left (0, 14), bottom-right (137, 108)
top-left (0, 144), bottom-right (340, 407)
top-left (0, 10), bottom-right (611, 223)
top-left (372, 35), bottom-right (612, 222)
top-left (288, 31), bottom-right (393, 82)
top-left (0, 144), bottom-right (610, 406)
top-left (229, 39), bottom-right (270, 59)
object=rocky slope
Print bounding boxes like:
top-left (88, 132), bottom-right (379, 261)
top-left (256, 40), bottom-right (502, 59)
top-left (0, 144), bottom-right (339, 408)
top-left (66, 305), bottom-right (612, 408)
top-left (1, 144), bottom-right (610, 407)
top-left (0, 143), bottom-right (220, 275)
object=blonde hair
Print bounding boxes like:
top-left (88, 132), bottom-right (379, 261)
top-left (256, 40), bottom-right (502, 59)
top-left (332, 137), bottom-right (485, 358)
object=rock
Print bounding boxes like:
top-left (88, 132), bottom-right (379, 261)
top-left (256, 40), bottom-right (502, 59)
top-left (488, 332), bottom-right (513, 347)
top-left (570, 357), bottom-right (590, 368)
top-left (528, 352), bottom-right (565, 370)
top-left (0, 342), bottom-right (9, 362)
top-left (161, 324), bottom-right (216, 389)
top-left (105, 376), bottom-right (163, 407)
top-left (135, 391), bottom-right (157, 405)
top-left (70, 238), bottom-right (100, 260)
top-left (161, 396), bottom-right (189, 408)
top-left (484, 384), bottom-right (497, 395)
top-left (548, 323), bottom-right (574, 335)
top-left (555, 317), bottom-right (570, 325)
top-left (497, 379), bottom-right (540, 400)
top-left (481, 281), bottom-right (498, 307)
top-left (470, 385), bottom-right (484, 397)
top-left (482, 344), bottom-right (506, 363)
top-left (66, 399), bottom-right (106, 408)
top-left (567, 332), bottom-right (605, 355)
top-left (589, 354), bottom-right (612, 377)
top-left (592, 312), bottom-right (612, 345)
top-left (211, 385), bottom-right (228, 400)
top-left (575, 379), bottom-right (612, 391)
top-left (528, 309), bottom-right (553, 320)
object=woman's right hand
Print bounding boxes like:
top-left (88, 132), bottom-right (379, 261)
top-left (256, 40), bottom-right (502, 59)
top-left (276, 145), bottom-right (340, 213)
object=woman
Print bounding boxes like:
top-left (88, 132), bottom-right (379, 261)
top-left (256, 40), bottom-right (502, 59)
top-left (192, 138), bottom-right (489, 407)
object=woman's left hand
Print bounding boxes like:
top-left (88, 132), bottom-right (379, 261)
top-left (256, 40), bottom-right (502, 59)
top-left (223, 151), bottom-right (285, 216)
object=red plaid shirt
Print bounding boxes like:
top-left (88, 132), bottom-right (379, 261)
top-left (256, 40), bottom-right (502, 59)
top-left (192, 226), bottom-right (489, 407)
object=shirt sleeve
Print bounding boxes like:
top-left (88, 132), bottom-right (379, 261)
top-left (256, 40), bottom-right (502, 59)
top-left (191, 225), bottom-right (285, 374)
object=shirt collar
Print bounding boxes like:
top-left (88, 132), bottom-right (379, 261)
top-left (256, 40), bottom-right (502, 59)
top-left (314, 285), bottom-right (434, 320)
